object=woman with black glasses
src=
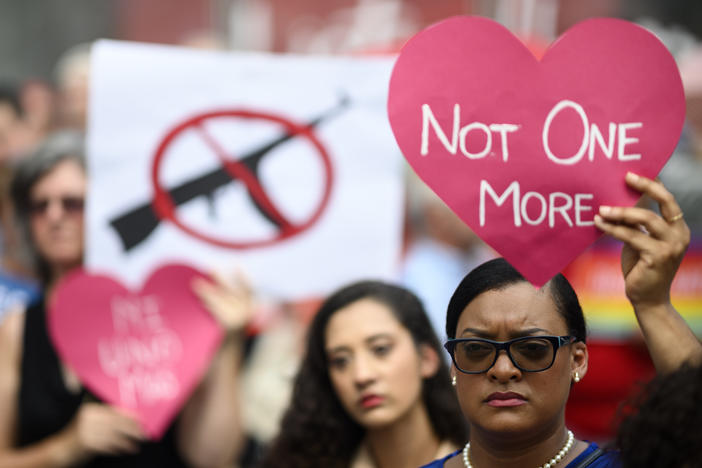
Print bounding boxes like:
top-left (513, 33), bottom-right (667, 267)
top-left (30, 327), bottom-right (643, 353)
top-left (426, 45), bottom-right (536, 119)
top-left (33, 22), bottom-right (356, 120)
top-left (424, 172), bottom-right (702, 468)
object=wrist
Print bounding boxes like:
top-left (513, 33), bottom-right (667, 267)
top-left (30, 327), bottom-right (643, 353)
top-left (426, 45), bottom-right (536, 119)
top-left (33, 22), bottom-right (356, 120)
top-left (51, 423), bottom-right (88, 467)
top-left (631, 300), bottom-right (674, 316)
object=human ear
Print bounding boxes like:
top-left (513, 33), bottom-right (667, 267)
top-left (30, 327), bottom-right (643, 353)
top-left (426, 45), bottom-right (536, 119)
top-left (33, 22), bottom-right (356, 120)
top-left (419, 343), bottom-right (441, 378)
top-left (570, 341), bottom-right (588, 382)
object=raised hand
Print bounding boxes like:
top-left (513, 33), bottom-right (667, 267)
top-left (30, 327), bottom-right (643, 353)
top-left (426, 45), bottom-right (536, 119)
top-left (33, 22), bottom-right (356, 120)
top-left (594, 171), bottom-right (699, 372)
top-left (594, 172), bottom-right (690, 309)
top-left (191, 270), bottom-right (255, 335)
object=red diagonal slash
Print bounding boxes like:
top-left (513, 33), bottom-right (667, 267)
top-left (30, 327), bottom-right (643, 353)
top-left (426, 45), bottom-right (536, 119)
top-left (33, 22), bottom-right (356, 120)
top-left (194, 124), bottom-right (294, 231)
top-left (151, 109), bottom-right (333, 249)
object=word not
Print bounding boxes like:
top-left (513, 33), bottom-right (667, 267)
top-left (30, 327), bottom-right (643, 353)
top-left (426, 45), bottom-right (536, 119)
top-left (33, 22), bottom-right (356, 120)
top-left (421, 104), bottom-right (519, 161)
top-left (479, 180), bottom-right (595, 228)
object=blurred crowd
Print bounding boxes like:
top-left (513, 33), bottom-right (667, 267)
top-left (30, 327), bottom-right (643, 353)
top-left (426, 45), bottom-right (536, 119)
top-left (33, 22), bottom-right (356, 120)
top-left (0, 43), bottom-right (91, 317)
top-left (0, 3), bottom-right (701, 468)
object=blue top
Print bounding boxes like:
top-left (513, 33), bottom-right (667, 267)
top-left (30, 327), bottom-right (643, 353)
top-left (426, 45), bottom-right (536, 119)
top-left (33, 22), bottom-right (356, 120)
top-left (421, 442), bottom-right (621, 467)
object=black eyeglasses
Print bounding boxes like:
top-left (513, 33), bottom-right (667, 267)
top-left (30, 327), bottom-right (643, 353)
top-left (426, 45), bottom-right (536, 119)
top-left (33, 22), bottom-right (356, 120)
top-left (29, 196), bottom-right (84, 216)
top-left (444, 335), bottom-right (575, 374)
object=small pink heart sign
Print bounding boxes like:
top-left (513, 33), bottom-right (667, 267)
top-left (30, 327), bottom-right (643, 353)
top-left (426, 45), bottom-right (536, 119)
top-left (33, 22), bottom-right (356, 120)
top-left (48, 264), bottom-right (223, 439)
top-left (388, 16), bottom-right (685, 285)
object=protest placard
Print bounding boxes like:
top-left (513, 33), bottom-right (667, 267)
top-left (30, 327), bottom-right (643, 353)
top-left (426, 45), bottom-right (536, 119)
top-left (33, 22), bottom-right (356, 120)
top-left (86, 40), bottom-right (403, 299)
top-left (388, 16), bottom-right (685, 285)
top-left (49, 265), bottom-right (222, 439)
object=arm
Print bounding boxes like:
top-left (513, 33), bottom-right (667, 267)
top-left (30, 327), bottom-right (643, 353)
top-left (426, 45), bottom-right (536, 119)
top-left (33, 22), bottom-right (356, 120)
top-left (595, 172), bottom-right (702, 373)
top-left (177, 273), bottom-right (253, 467)
top-left (0, 312), bottom-right (146, 468)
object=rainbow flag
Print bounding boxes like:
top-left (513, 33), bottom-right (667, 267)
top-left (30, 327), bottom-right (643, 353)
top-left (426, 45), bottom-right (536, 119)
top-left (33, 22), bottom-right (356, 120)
top-left (563, 237), bottom-right (702, 338)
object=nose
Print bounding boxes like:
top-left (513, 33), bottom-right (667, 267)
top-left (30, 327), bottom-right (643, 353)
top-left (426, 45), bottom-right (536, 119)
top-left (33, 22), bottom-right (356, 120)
top-left (487, 350), bottom-right (521, 382)
top-left (45, 199), bottom-right (66, 221)
top-left (352, 353), bottom-right (378, 388)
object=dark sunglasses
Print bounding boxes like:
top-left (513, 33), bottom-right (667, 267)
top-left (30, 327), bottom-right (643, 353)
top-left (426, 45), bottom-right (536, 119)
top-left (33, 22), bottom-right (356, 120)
top-left (28, 196), bottom-right (85, 216)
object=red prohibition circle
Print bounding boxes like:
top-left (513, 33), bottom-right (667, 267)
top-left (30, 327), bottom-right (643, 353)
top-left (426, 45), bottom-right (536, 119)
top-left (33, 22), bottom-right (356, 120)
top-left (150, 109), bottom-right (334, 249)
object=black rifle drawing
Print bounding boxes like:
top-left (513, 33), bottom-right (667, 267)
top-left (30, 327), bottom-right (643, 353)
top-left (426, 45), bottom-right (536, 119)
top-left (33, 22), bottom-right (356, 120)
top-left (109, 96), bottom-right (349, 251)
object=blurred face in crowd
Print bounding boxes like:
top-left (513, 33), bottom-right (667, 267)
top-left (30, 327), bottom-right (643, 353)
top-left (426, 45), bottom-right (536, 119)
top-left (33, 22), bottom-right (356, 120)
top-left (452, 282), bottom-right (587, 437)
top-left (325, 298), bottom-right (438, 429)
top-left (29, 158), bottom-right (86, 273)
top-left (0, 101), bottom-right (22, 161)
top-left (57, 62), bottom-right (89, 131)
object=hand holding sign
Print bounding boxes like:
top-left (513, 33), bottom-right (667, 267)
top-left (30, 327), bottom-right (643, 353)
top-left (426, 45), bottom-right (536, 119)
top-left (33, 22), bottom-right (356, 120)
top-left (595, 172), bottom-right (691, 308)
top-left (49, 264), bottom-right (223, 439)
top-left (594, 172), bottom-right (700, 372)
top-left (388, 16), bottom-right (685, 285)
top-left (64, 402), bottom-right (146, 459)
top-left (191, 270), bottom-right (255, 334)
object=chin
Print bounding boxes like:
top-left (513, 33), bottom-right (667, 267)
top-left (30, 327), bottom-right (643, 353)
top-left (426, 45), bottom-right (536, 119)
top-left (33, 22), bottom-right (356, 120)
top-left (47, 254), bottom-right (83, 270)
top-left (472, 411), bottom-right (538, 435)
top-left (354, 409), bottom-right (399, 429)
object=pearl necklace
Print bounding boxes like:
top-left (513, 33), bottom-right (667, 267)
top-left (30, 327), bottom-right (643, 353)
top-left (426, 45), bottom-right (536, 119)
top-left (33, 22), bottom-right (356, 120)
top-left (462, 430), bottom-right (574, 468)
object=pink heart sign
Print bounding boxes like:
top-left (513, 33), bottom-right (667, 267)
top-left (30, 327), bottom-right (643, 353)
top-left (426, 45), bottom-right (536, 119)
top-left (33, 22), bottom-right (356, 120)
top-left (388, 16), bottom-right (685, 285)
top-left (48, 264), bottom-right (223, 439)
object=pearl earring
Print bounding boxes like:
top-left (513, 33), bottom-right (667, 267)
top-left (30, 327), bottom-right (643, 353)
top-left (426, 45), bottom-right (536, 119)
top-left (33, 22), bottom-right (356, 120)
top-left (452, 375), bottom-right (457, 386)
top-left (573, 372), bottom-right (581, 383)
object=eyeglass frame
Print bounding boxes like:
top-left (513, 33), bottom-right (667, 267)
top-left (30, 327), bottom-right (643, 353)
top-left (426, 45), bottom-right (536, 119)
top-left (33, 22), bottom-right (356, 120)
top-left (443, 335), bottom-right (576, 374)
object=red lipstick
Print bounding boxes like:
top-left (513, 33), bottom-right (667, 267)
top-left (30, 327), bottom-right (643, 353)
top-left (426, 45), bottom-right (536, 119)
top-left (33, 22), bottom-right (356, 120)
top-left (359, 394), bottom-right (384, 409)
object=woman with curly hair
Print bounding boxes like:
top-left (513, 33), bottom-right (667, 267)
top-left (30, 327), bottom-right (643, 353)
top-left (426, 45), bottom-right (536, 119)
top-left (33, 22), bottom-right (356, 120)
top-left (260, 280), bottom-right (467, 468)
top-left (617, 363), bottom-right (702, 468)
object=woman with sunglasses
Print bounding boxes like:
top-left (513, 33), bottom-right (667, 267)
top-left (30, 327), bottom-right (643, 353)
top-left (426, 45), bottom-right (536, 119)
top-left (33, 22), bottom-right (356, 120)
top-left (0, 131), bottom-right (249, 467)
top-left (261, 280), bottom-right (468, 468)
top-left (424, 173), bottom-right (702, 468)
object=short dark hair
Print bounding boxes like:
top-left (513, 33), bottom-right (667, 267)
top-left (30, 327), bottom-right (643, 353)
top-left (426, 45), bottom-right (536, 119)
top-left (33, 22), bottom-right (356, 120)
top-left (446, 258), bottom-right (587, 343)
top-left (261, 280), bottom-right (467, 468)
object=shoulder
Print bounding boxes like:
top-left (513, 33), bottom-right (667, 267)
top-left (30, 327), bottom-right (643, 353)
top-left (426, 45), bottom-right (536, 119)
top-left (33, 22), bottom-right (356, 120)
top-left (420, 449), bottom-right (461, 468)
top-left (567, 442), bottom-right (621, 468)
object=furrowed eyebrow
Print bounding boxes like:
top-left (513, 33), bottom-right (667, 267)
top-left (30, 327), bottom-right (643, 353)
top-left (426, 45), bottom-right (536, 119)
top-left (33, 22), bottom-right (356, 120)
top-left (458, 328), bottom-right (492, 338)
top-left (458, 327), bottom-right (550, 339)
top-left (511, 328), bottom-right (551, 338)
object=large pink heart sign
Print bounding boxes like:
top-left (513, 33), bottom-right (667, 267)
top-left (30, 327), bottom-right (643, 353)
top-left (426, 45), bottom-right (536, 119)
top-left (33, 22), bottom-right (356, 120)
top-left (48, 264), bottom-right (223, 439)
top-left (388, 16), bottom-right (685, 285)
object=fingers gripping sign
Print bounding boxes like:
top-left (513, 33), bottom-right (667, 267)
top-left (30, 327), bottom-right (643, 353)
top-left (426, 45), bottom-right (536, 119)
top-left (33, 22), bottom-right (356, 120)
top-left (191, 270), bottom-right (255, 335)
top-left (66, 403), bottom-right (146, 460)
top-left (594, 172), bottom-right (690, 309)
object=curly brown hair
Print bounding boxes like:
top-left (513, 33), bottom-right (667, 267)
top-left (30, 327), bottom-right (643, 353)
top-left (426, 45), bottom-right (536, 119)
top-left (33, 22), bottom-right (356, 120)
top-left (616, 363), bottom-right (702, 468)
top-left (259, 281), bottom-right (467, 468)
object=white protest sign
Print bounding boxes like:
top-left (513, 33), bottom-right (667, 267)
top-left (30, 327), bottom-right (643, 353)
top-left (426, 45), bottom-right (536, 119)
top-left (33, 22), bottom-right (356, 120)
top-left (86, 40), bottom-right (403, 299)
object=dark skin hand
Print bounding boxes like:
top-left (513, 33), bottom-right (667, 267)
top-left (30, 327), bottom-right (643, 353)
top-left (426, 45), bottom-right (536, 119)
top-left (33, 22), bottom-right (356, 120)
top-left (595, 172), bottom-right (700, 373)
